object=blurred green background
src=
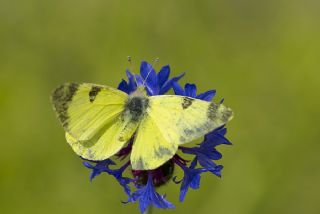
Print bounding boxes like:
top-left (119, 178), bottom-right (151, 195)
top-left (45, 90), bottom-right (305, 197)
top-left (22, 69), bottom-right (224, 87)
top-left (0, 0), bottom-right (319, 213)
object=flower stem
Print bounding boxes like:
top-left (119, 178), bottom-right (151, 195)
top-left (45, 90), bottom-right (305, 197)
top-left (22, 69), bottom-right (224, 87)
top-left (144, 206), bottom-right (153, 214)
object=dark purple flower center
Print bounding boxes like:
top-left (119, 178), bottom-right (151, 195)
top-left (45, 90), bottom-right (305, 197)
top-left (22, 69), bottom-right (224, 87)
top-left (132, 159), bottom-right (175, 187)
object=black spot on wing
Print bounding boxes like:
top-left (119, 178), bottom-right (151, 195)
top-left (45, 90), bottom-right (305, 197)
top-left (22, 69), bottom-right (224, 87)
top-left (136, 158), bottom-right (149, 170)
top-left (182, 97), bottom-right (194, 109)
top-left (86, 149), bottom-right (95, 160)
top-left (179, 136), bottom-right (186, 142)
top-left (52, 83), bottom-right (79, 126)
top-left (183, 128), bottom-right (195, 136)
top-left (221, 108), bottom-right (233, 123)
top-left (154, 146), bottom-right (173, 158)
top-left (207, 102), bottom-right (219, 121)
top-left (89, 86), bottom-right (102, 102)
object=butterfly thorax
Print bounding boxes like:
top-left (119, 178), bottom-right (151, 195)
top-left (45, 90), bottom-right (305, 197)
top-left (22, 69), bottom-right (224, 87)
top-left (124, 86), bottom-right (149, 122)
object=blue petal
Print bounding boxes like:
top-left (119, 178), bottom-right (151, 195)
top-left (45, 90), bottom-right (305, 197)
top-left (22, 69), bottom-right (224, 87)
top-left (140, 61), bottom-right (154, 79)
top-left (187, 144), bottom-right (222, 160)
top-left (140, 61), bottom-right (159, 95)
top-left (178, 166), bottom-right (206, 202)
top-left (209, 165), bottom-right (223, 177)
top-left (117, 79), bottom-right (129, 94)
top-left (126, 70), bottom-right (137, 93)
top-left (203, 127), bottom-right (232, 147)
top-left (157, 65), bottom-right (170, 87)
top-left (190, 157), bottom-right (198, 169)
top-left (127, 173), bottom-right (174, 213)
top-left (174, 83), bottom-right (217, 102)
top-left (185, 84), bottom-right (197, 97)
top-left (172, 82), bottom-right (186, 96)
top-left (135, 74), bottom-right (144, 86)
top-left (180, 141), bottom-right (225, 177)
top-left (107, 162), bottom-right (133, 197)
top-left (83, 161), bottom-right (94, 169)
top-left (196, 90), bottom-right (216, 101)
top-left (145, 71), bottom-right (159, 95)
top-left (119, 61), bottom-right (186, 96)
top-left (118, 177), bottom-right (133, 196)
top-left (174, 158), bottom-right (207, 202)
top-left (159, 72), bottom-right (185, 95)
top-left (196, 153), bottom-right (221, 174)
top-left (83, 159), bottom-right (115, 181)
top-left (179, 181), bottom-right (188, 201)
top-left (205, 149), bottom-right (222, 160)
top-left (179, 171), bottom-right (201, 202)
top-left (189, 173), bottom-right (201, 189)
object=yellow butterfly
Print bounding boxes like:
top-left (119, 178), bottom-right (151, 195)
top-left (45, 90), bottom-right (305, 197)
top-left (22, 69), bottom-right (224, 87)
top-left (51, 83), bottom-right (233, 170)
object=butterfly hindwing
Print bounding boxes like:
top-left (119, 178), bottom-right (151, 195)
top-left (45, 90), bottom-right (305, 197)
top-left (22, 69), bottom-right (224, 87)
top-left (65, 115), bottom-right (139, 160)
top-left (131, 115), bottom-right (178, 170)
top-left (131, 95), bottom-right (233, 170)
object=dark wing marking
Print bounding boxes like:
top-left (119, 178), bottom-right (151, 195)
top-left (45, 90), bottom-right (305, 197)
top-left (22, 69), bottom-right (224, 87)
top-left (181, 97), bottom-right (194, 109)
top-left (89, 86), bottom-right (102, 102)
top-left (51, 83), bottom-right (79, 126)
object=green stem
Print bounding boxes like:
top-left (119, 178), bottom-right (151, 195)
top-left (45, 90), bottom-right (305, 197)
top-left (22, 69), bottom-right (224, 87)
top-left (143, 206), bottom-right (153, 214)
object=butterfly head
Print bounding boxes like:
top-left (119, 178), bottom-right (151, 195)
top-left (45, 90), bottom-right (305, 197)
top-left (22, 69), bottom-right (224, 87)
top-left (131, 85), bottom-right (148, 97)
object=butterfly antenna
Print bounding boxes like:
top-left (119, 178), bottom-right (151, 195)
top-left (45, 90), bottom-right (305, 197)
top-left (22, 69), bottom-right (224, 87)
top-left (142, 57), bottom-right (159, 87)
top-left (127, 56), bottom-right (139, 86)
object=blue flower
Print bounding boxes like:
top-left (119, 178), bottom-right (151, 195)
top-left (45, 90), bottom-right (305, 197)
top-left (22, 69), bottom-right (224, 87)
top-left (117, 70), bottom-right (138, 94)
top-left (180, 127), bottom-right (231, 177)
top-left (173, 157), bottom-right (207, 201)
top-left (118, 61), bottom-right (184, 96)
top-left (173, 82), bottom-right (216, 101)
top-left (179, 146), bottom-right (223, 177)
top-left (108, 161), bottom-right (133, 197)
top-left (84, 160), bottom-right (133, 197)
top-left (203, 126), bottom-right (232, 147)
top-left (126, 173), bottom-right (175, 213)
top-left (83, 159), bottom-right (115, 181)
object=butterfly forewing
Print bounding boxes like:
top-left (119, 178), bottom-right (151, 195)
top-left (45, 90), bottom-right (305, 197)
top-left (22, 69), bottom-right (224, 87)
top-left (148, 95), bottom-right (233, 144)
top-left (51, 83), bottom-right (140, 160)
top-left (130, 95), bottom-right (233, 170)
